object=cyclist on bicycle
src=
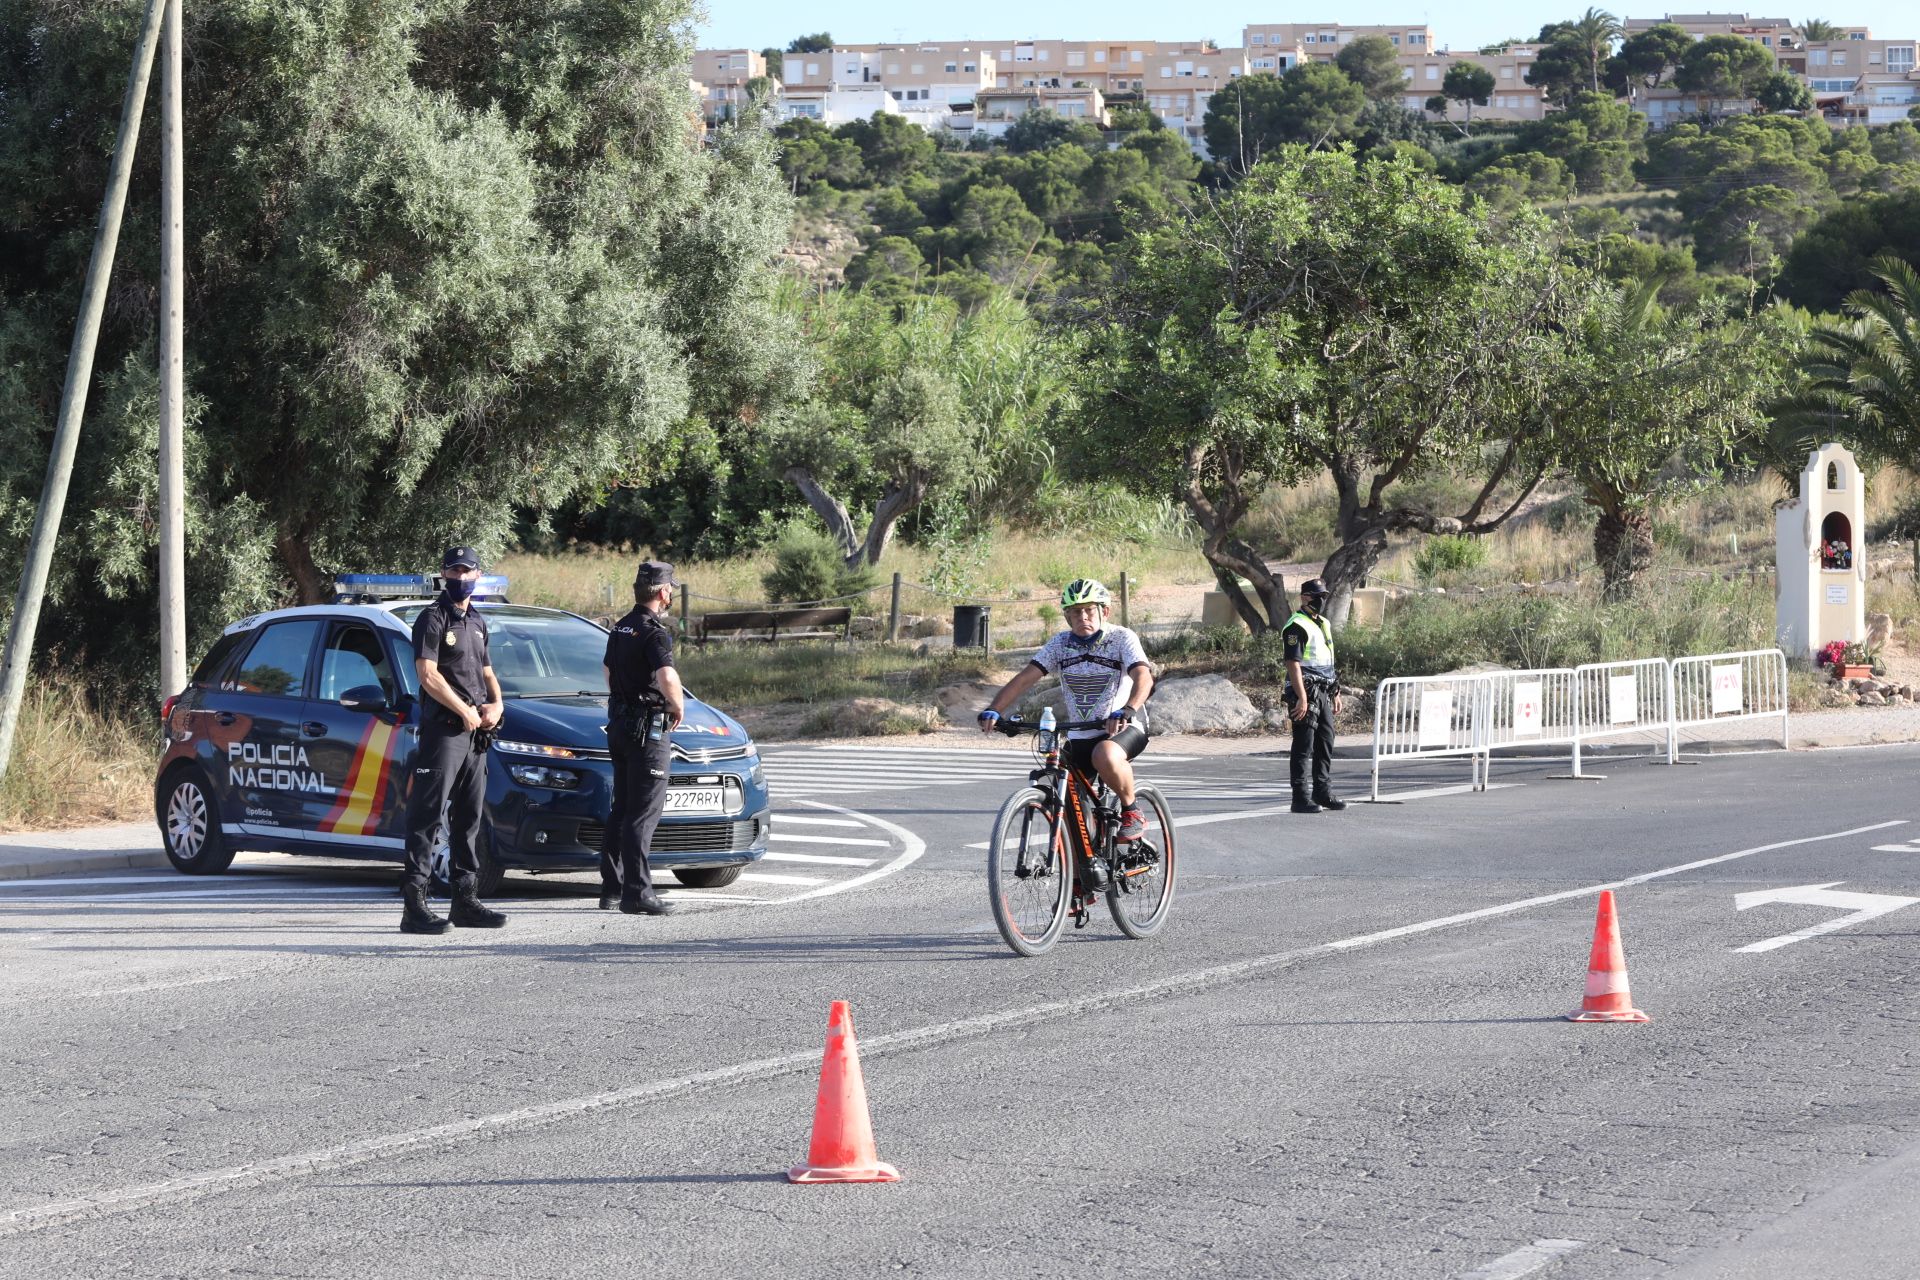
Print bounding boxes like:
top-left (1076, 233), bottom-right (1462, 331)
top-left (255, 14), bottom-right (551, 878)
top-left (978, 579), bottom-right (1154, 867)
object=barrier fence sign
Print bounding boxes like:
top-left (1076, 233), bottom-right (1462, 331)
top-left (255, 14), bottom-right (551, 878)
top-left (1710, 664), bottom-right (1743, 715)
top-left (1608, 675), bottom-right (1638, 725)
top-left (1417, 690), bottom-right (1454, 748)
top-left (1513, 681), bottom-right (1543, 737)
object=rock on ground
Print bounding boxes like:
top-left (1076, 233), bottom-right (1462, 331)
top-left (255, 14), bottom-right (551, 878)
top-left (1149, 674), bottom-right (1261, 734)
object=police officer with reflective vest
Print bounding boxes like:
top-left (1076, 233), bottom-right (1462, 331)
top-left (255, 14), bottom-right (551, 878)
top-left (1283, 579), bottom-right (1347, 815)
top-left (599, 560), bottom-right (684, 916)
top-left (400, 547), bottom-right (508, 934)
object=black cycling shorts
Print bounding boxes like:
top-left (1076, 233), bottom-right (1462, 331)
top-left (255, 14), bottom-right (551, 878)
top-left (1066, 725), bottom-right (1148, 772)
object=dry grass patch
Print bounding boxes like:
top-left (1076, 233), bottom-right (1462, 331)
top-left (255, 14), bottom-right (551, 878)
top-left (0, 678), bottom-right (153, 831)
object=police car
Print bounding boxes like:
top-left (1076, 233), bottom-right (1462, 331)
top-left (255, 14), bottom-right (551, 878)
top-left (154, 574), bottom-right (769, 893)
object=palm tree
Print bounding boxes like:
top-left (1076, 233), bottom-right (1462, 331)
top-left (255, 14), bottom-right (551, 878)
top-left (1571, 6), bottom-right (1623, 92)
top-left (1770, 255), bottom-right (1920, 481)
top-left (1801, 18), bottom-right (1844, 42)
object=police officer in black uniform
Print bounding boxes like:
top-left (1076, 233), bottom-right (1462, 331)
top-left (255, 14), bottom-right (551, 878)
top-left (599, 560), bottom-right (684, 916)
top-left (400, 547), bottom-right (509, 935)
top-left (1282, 578), bottom-right (1348, 815)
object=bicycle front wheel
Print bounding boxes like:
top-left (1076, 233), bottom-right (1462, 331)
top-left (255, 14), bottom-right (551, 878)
top-left (987, 787), bottom-right (1071, 957)
top-left (1106, 782), bottom-right (1176, 938)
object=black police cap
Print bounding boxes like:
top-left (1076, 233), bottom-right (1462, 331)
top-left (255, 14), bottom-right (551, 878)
top-left (635, 560), bottom-right (677, 589)
top-left (1299, 578), bottom-right (1330, 599)
top-left (443, 546), bottom-right (481, 570)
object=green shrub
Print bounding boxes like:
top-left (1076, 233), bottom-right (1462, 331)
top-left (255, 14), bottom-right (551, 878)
top-left (1035, 602), bottom-right (1060, 631)
top-left (1412, 534), bottom-right (1489, 582)
top-left (761, 526), bottom-right (876, 604)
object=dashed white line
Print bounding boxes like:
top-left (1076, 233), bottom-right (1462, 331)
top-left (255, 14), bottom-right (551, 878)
top-left (768, 832), bottom-right (890, 847)
top-left (762, 852), bottom-right (876, 867)
top-left (1459, 1240), bottom-right (1586, 1279)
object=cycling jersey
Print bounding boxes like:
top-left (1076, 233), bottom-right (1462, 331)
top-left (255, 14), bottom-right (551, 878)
top-left (1030, 626), bottom-right (1151, 740)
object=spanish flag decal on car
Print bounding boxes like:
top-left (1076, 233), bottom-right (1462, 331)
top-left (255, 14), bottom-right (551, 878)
top-left (318, 717), bottom-right (398, 835)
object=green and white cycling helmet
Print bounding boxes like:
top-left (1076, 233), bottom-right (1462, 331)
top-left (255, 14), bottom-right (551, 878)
top-left (1060, 578), bottom-right (1111, 608)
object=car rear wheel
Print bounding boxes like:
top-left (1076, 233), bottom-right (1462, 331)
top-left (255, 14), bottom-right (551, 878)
top-left (158, 768), bottom-right (236, 875)
top-left (671, 865), bottom-right (744, 889)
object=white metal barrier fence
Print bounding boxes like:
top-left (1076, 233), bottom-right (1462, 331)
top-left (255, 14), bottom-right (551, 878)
top-left (1570, 657), bottom-right (1672, 779)
top-left (1668, 648), bottom-right (1790, 761)
top-left (1366, 649), bottom-right (1788, 799)
top-left (1370, 673), bottom-right (1491, 800)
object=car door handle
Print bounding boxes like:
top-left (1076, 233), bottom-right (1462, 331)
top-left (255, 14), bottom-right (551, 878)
top-left (302, 721), bottom-right (328, 737)
top-left (215, 712), bottom-right (237, 726)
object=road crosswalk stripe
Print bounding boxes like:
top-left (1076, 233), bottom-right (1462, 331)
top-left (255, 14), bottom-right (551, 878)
top-left (768, 832), bottom-right (891, 847)
top-left (762, 851), bottom-right (876, 867)
top-left (760, 747), bottom-right (1200, 763)
top-left (770, 815), bottom-right (866, 827)
top-left (737, 872), bottom-right (827, 885)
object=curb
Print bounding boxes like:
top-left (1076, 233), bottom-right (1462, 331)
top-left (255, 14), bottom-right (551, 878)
top-left (0, 850), bottom-right (169, 881)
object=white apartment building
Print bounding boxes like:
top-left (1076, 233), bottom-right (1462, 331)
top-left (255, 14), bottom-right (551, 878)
top-left (780, 82), bottom-right (903, 126)
top-left (972, 85), bottom-right (1110, 139)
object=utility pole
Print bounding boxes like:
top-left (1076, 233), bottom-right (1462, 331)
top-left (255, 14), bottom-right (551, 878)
top-left (158, 0), bottom-right (187, 702)
top-left (0, 0), bottom-right (169, 784)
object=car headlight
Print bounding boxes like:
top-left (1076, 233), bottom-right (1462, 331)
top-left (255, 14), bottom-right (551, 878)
top-left (508, 764), bottom-right (581, 789)
top-left (493, 739), bottom-right (582, 759)
top-left (750, 762), bottom-right (764, 788)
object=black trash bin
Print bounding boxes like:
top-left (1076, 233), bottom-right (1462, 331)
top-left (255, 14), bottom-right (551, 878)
top-left (952, 604), bottom-right (992, 650)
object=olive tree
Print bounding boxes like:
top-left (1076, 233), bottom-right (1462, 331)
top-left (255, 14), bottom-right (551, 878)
top-left (1060, 149), bottom-right (1565, 631)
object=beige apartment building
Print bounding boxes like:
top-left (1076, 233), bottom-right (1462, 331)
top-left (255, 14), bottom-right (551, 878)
top-left (1398, 45), bottom-right (1553, 123)
top-left (973, 85), bottom-right (1111, 139)
top-left (1243, 22), bottom-right (1435, 62)
top-left (689, 48), bottom-right (770, 123)
top-left (1623, 15), bottom-right (1918, 125)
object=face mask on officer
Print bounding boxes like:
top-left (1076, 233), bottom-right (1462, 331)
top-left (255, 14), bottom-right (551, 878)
top-left (445, 576), bottom-right (479, 601)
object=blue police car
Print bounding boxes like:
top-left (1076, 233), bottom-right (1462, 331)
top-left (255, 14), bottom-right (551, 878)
top-left (154, 574), bottom-right (769, 893)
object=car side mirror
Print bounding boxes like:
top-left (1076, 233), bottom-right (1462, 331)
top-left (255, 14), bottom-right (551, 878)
top-left (340, 684), bottom-right (390, 713)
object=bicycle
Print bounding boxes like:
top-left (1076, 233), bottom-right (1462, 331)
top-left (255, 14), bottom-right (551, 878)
top-left (984, 714), bottom-right (1178, 957)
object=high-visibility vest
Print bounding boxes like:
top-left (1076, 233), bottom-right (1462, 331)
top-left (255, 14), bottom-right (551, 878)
top-left (1285, 611), bottom-right (1335, 668)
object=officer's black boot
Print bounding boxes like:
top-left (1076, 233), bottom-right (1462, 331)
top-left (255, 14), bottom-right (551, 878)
top-left (619, 888), bottom-right (670, 916)
top-left (400, 884), bottom-right (450, 935)
top-left (598, 888), bottom-right (621, 910)
top-left (448, 879), bottom-right (506, 928)
top-left (1312, 792), bottom-right (1348, 811)
top-left (1291, 793), bottom-right (1322, 814)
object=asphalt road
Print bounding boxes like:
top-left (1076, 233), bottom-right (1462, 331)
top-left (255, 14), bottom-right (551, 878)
top-left (3, 740), bottom-right (1919, 1279)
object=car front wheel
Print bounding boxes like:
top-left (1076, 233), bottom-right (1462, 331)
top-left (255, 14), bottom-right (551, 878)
top-left (671, 864), bottom-right (744, 889)
top-left (158, 768), bottom-right (236, 875)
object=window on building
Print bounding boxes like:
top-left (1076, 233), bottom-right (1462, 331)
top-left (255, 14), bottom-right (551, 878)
top-left (966, 62), bottom-right (976, 72)
top-left (1834, 51), bottom-right (1847, 65)
top-left (1067, 51), bottom-right (1085, 66)
top-left (1198, 64), bottom-right (1210, 76)
top-left (805, 61), bottom-right (820, 77)
top-left (1426, 65), bottom-right (1440, 80)
top-left (1411, 33), bottom-right (1427, 45)
top-left (1890, 46), bottom-right (1916, 72)
top-left (1500, 66), bottom-right (1513, 78)
top-left (1160, 66), bottom-right (1172, 78)
top-left (1390, 34), bottom-right (1400, 45)
top-left (1177, 60), bottom-right (1193, 75)
top-left (945, 61), bottom-right (957, 72)
top-left (1130, 50), bottom-right (1143, 63)
top-left (1093, 50), bottom-right (1106, 62)
top-left (1402, 66), bottom-right (1413, 80)
top-left (1252, 33), bottom-right (1266, 44)
top-left (907, 63), bottom-right (921, 74)
top-left (1037, 49), bottom-right (1050, 61)
top-left (1811, 49), bottom-right (1828, 65)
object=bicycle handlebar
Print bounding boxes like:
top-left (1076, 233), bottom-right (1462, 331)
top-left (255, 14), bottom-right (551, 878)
top-left (992, 714), bottom-right (1112, 737)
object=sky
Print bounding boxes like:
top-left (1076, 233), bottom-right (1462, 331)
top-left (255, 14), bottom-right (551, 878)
top-left (695, 2), bottom-right (1917, 55)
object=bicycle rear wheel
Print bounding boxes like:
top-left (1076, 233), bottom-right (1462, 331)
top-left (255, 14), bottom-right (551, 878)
top-left (1106, 782), bottom-right (1176, 938)
top-left (987, 787), bottom-right (1071, 957)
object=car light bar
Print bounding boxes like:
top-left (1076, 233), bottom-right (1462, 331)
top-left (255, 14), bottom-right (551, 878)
top-left (332, 573), bottom-right (510, 603)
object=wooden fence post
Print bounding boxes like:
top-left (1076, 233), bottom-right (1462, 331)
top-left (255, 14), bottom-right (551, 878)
top-left (1119, 571), bottom-right (1130, 628)
top-left (679, 583), bottom-right (690, 639)
top-left (888, 572), bottom-right (902, 642)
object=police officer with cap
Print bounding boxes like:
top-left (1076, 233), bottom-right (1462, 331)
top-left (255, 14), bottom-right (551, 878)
top-left (599, 560), bottom-right (684, 915)
top-left (400, 547), bottom-right (508, 934)
top-left (1282, 579), bottom-right (1347, 815)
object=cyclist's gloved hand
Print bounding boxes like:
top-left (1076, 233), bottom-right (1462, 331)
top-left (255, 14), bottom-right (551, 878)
top-left (977, 709), bottom-right (1000, 735)
top-left (1106, 706), bottom-right (1134, 731)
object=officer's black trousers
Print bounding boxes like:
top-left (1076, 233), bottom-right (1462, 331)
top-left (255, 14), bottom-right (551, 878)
top-left (1289, 684), bottom-right (1336, 801)
top-left (602, 731), bottom-right (668, 895)
top-left (403, 727), bottom-right (486, 892)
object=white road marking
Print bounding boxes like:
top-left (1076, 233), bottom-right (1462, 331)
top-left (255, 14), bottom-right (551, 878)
top-left (769, 815), bottom-right (866, 828)
top-left (736, 872), bottom-right (828, 886)
top-left (756, 800), bottom-right (925, 904)
top-left (3, 819), bottom-right (1894, 1236)
top-left (1870, 841), bottom-right (1920, 852)
top-left (0, 885), bottom-right (395, 904)
top-left (1368, 783), bottom-right (1522, 803)
top-left (767, 832), bottom-right (890, 847)
top-left (761, 747), bottom-right (1199, 763)
top-left (0, 875), bottom-right (196, 889)
top-left (761, 851), bottom-right (876, 867)
top-left (1458, 1239), bottom-right (1586, 1279)
top-left (1732, 881), bottom-right (1920, 952)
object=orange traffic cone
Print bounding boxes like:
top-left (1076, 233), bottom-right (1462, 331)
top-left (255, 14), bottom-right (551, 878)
top-left (1567, 890), bottom-right (1650, 1023)
top-left (786, 1000), bottom-right (901, 1183)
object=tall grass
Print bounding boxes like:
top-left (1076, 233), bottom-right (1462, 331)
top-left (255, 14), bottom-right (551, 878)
top-left (0, 679), bottom-right (153, 831)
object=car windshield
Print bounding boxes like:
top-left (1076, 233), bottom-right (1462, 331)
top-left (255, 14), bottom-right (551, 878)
top-left (394, 605), bottom-right (610, 698)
